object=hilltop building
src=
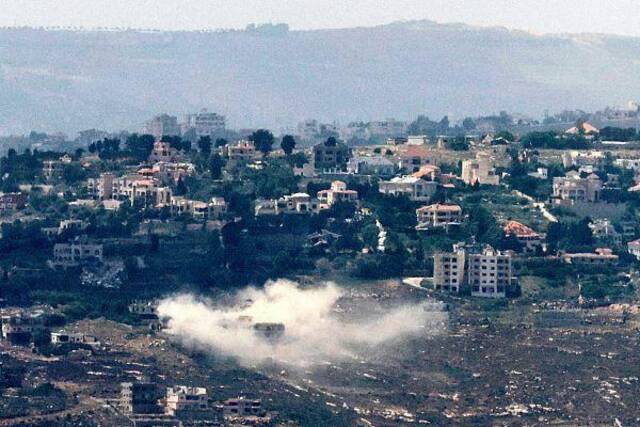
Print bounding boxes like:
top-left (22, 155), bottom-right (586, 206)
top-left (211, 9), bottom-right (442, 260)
top-left (433, 243), bottom-right (514, 298)
top-left (552, 171), bottom-right (603, 204)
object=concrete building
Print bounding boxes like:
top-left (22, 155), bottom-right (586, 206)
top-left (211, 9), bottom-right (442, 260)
top-left (560, 248), bottom-right (619, 266)
top-left (312, 139), bottom-right (350, 172)
top-left (627, 239), bottom-right (640, 260)
top-left (223, 397), bottom-right (264, 418)
top-left (561, 150), bottom-right (605, 169)
top-left (182, 109), bottom-right (226, 137)
top-left (144, 114), bottom-right (180, 139)
top-left (461, 153), bottom-right (499, 186)
top-left (149, 141), bottom-right (182, 163)
top-left (52, 240), bottom-right (103, 268)
top-left (346, 155), bottom-right (395, 176)
top-left (255, 193), bottom-right (323, 216)
top-left (552, 171), bottom-right (603, 204)
top-left (1, 315), bottom-right (34, 345)
top-left (317, 181), bottom-right (358, 207)
top-left (87, 172), bottom-right (116, 200)
top-left (503, 220), bottom-right (544, 254)
top-left (170, 196), bottom-right (227, 220)
top-left (165, 385), bottom-right (213, 418)
top-left (120, 382), bottom-right (164, 415)
top-left (51, 331), bottom-right (100, 347)
top-left (416, 204), bottom-right (463, 231)
top-left (433, 243), bottom-right (513, 298)
top-left (378, 176), bottom-right (438, 202)
top-left (0, 192), bottom-right (26, 215)
top-left (223, 140), bottom-right (257, 163)
top-left (397, 145), bottom-right (437, 173)
top-left (589, 218), bottom-right (622, 246)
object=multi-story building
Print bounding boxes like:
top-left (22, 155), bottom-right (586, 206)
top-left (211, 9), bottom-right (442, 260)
top-left (396, 145), bottom-right (438, 173)
top-left (552, 171), bottom-right (603, 204)
top-left (312, 139), bottom-right (350, 172)
top-left (165, 385), bottom-right (213, 418)
top-left (149, 141), bottom-right (182, 163)
top-left (378, 176), bottom-right (438, 202)
top-left (433, 243), bottom-right (513, 298)
top-left (223, 140), bottom-right (257, 163)
top-left (367, 119), bottom-right (407, 138)
top-left (416, 204), bottom-right (463, 231)
top-left (0, 193), bottom-right (27, 215)
top-left (170, 196), bottom-right (227, 220)
top-left (87, 172), bottom-right (116, 200)
top-left (144, 114), bottom-right (180, 139)
top-left (52, 239), bottom-right (103, 268)
top-left (223, 397), bottom-right (264, 418)
top-left (317, 181), bottom-right (358, 207)
top-left (1, 315), bottom-right (34, 345)
top-left (182, 109), bottom-right (226, 137)
top-left (346, 155), bottom-right (396, 176)
top-left (120, 382), bottom-right (164, 415)
top-left (461, 153), bottom-right (499, 186)
top-left (42, 154), bottom-right (72, 180)
top-left (255, 193), bottom-right (322, 216)
top-left (561, 150), bottom-right (605, 169)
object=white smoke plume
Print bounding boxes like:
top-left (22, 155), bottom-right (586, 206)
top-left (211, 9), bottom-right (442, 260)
top-left (157, 279), bottom-right (446, 367)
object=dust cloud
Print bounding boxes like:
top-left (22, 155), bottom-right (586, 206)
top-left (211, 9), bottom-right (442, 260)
top-left (157, 279), bottom-right (446, 367)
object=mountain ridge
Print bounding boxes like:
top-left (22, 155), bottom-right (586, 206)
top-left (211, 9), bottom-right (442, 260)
top-left (0, 20), bottom-right (638, 135)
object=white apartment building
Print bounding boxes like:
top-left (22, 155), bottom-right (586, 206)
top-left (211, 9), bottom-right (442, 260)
top-left (183, 109), bottom-right (226, 137)
top-left (144, 114), bottom-right (180, 139)
top-left (433, 243), bottom-right (513, 298)
top-left (378, 176), bottom-right (438, 201)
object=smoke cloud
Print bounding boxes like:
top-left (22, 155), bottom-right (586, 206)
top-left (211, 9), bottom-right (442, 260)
top-left (157, 279), bottom-right (447, 367)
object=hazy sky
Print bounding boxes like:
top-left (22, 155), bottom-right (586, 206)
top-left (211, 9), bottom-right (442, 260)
top-left (1, 0), bottom-right (640, 36)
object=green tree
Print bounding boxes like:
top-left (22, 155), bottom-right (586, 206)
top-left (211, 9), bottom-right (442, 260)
top-left (250, 129), bottom-right (275, 155)
top-left (125, 133), bottom-right (155, 162)
top-left (197, 136), bottom-right (212, 155)
top-left (209, 154), bottom-right (224, 179)
top-left (280, 134), bottom-right (296, 155)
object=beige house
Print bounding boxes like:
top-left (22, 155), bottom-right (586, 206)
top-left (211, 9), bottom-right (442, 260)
top-left (317, 181), bottom-right (358, 207)
top-left (379, 176), bottom-right (438, 201)
top-left (416, 203), bottom-right (463, 231)
top-left (461, 153), bottom-right (499, 186)
top-left (223, 140), bottom-right (257, 163)
top-left (552, 171), bottom-right (603, 204)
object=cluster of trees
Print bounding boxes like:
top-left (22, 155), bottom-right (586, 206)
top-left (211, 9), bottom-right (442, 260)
top-left (546, 218), bottom-right (593, 251)
top-left (599, 126), bottom-right (639, 142)
top-left (520, 131), bottom-right (587, 149)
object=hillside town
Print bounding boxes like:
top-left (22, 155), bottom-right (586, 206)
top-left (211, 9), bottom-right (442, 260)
top-left (1, 104), bottom-right (640, 426)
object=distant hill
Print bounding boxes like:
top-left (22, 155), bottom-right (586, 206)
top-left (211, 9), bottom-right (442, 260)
top-left (0, 20), bottom-right (639, 135)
